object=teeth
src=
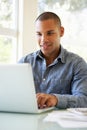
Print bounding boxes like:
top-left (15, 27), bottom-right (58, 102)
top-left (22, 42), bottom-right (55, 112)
top-left (40, 44), bottom-right (49, 47)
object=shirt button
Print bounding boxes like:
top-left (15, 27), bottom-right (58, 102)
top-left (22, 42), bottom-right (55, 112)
top-left (43, 78), bottom-right (46, 81)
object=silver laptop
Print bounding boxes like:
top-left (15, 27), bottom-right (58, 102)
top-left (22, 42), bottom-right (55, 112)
top-left (0, 63), bottom-right (54, 113)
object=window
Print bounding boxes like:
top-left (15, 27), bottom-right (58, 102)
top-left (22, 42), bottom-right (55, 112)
top-left (38, 0), bottom-right (87, 61)
top-left (0, 0), bottom-right (38, 63)
top-left (0, 0), bottom-right (18, 63)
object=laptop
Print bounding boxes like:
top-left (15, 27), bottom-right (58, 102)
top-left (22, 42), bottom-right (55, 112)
top-left (0, 63), bottom-right (54, 113)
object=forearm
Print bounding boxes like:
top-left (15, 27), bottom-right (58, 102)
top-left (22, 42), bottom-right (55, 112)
top-left (54, 94), bottom-right (87, 109)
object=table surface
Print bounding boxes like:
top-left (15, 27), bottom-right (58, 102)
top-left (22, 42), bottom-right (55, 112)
top-left (0, 110), bottom-right (87, 130)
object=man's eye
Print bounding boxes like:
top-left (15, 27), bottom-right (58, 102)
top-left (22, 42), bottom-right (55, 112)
top-left (48, 32), bottom-right (54, 35)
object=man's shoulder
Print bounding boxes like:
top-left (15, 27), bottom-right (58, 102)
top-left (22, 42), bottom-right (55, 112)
top-left (64, 48), bottom-right (81, 59)
top-left (63, 47), bottom-right (86, 64)
top-left (19, 50), bottom-right (40, 63)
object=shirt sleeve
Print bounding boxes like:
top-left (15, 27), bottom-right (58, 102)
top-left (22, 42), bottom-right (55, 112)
top-left (54, 94), bottom-right (87, 108)
top-left (54, 58), bottom-right (87, 108)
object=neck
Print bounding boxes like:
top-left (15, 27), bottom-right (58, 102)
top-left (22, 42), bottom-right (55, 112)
top-left (45, 50), bottom-right (60, 66)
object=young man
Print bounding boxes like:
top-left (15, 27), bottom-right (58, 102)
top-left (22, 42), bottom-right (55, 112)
top-left (19, 12), bottom-right (87, 109)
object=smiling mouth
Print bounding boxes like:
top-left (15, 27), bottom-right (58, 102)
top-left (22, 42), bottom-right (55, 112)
top-left (40, 44), bottom-right (51, 49)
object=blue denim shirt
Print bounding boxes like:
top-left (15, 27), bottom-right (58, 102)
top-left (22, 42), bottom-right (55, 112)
top-left (19, 46), bottom-right (87, 108)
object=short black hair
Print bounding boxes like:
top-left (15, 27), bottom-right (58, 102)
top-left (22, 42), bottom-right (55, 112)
top-left (35, 12), bottom-right (61, 26)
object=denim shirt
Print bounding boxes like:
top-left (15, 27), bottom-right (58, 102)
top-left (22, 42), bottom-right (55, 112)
top-left (19, 46), bottom-right (87, 108)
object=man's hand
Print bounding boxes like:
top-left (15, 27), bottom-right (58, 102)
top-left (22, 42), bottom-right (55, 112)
top-left (36, 93), bottom-right (58, 109)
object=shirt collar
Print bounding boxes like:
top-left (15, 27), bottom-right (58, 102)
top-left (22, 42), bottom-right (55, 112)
top-left (36, 45), bottom-right (66, 63)
top-left (36, 50), bottom-right (43, 59)
top-left (57, 46), bottom-right (66, 63)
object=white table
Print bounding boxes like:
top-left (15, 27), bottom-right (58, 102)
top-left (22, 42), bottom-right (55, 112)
top-left (0, 110), bottom-right (87, 130)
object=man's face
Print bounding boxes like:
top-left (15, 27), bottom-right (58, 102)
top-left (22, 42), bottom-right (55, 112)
top-left (35, 19), bottom-right (64, 57)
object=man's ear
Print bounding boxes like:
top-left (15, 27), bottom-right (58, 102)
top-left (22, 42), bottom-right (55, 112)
top-left (60, 26), bottom-right (64, 37)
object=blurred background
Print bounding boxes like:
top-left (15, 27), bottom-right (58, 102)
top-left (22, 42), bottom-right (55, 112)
top-left (0, 0), bottom-right (87, 63)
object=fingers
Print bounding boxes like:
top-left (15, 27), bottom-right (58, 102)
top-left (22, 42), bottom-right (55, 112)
top-left (36, 93), bottom-right (58, 109)
top-left (36, 93), bottom-right (47, 108)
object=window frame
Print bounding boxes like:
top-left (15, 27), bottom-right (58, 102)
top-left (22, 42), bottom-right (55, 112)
top-left (0, 0), bottom-right (38, 63)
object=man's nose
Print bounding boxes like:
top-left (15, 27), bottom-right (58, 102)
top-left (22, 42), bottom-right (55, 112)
top-left (41, 34), bottom-right (48, 42)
